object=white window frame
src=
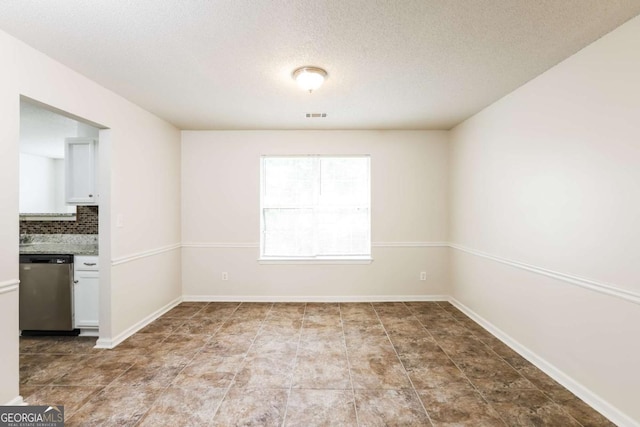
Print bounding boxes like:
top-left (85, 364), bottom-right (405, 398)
top-left (259, 155), bottom-right (372, 264)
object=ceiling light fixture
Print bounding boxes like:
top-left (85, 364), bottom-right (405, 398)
top-left (292, 66), bottom-right (327, 93)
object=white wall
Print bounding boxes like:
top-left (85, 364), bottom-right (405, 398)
top-left (0, 29), bottom-right (22, 405)
top-left (0, 29), bottom-right (181, 403)
top-left (108, 117), bottom-right (182, 338)
top-left (19, 154), bottom-right (72, 214)
top-left (449, 15), bottom-right (640, 425)
top-left (182, 130), bottom-right (449, 299)
top-left (19, 153), bottom-right (56, 213)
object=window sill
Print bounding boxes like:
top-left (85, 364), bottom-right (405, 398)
top-left (258, 257), bottom-right (373, 265)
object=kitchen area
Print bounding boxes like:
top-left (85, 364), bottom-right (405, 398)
top-left (19, 100), bottom-right (100, 338)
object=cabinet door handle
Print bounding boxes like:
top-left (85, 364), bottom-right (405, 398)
top-left (74, 280), bottom-right (79, 284)
top-left (88, 194), bottom-right (93, 197)
top-left (83, 262), bottom-right (97, 266)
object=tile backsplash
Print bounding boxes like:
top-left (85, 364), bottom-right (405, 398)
top-left (20, 206), bottom-right (99, 234)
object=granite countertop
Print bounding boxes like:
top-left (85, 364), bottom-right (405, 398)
top-left (19, 243), bottom-right (99, 256)
top-left (19, 234), bottom-right (99, 256)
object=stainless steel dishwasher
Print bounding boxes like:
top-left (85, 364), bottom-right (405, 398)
top-left (19, 254), bottom-right (75, 333)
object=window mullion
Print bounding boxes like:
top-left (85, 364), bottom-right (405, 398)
top-left (260, 158), bottom-right (265, 257)
top-left (312, 157), bottom-right (320, 257)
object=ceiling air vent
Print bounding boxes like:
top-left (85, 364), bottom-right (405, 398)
top-left (305, 113), bottom-right (327, 118)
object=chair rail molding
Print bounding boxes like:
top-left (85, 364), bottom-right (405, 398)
top-left (111, 243), bottom-right (181, 266)
top-left (0, 279), bottom-right (20, 295)
top-left (449, 243), bottom-right (640, 305)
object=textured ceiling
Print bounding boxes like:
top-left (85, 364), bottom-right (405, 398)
top-left (1, 1), bottom-right (639, 130)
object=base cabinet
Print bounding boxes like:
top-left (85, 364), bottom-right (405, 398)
top-left (74, 256), bottom-right (99, 331)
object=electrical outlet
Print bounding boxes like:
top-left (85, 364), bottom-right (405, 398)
top-left (221, 272), bottom-right (229, 281)
top-left (420, 272), bottom-right (427, 281)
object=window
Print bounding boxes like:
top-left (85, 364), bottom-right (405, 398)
top-left (260, 155), bottom-right (371, 262)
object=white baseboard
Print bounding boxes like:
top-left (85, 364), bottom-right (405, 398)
top-left (4, 396), bottom-right (26, 406)
top-left (94, 296), bottom-right (182, 349)
top-left (182, 294), bottom-right (449, 303)
top-left (78, 328), bottom-right (99, 337)
top-left (449, 297), bottom-right (637, 427)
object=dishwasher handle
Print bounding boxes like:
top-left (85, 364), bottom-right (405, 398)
top-left (20, 254), bottom-right (74, 264)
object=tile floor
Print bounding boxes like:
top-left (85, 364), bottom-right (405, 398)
top-left (20, 301), bottom-right (614, 426)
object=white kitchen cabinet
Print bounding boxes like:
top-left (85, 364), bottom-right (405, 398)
top-left (65, 137), bottom-right (98, 205)
top-left (74, 256), bottom-right (99, 331)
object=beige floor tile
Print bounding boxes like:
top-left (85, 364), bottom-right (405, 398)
top-left (405, 359), bottom-right (471, 390)
top-left (249, 333), bottom-right (300, 355)
top-left (342, 322), bottom-right (388, 337)
top-left (233, 303), bottom-right (273, 319)
top-left (23, 385), bottom-right (102, 418)
top-left (191, 302), bottom-right (239, 319)
top-left (413, 312), bottom-right (456, 326)
top-left (172, 316), bottom-right (225, 335)
top-left (233, 356), bottom-right (296, 389)
top-left (218, 318), bottom-right (265, 334)
top-left (106, 364), bottom-right (183, 389)
top-left (305, 303), bottom-right (340, 315)
top-left (163, 304), bottom-right (205, 318)
top-left (20, 336), bottom-right (61, 353)
top-left (345, 336), bottom-right (395, 357)
top-left (138, 316), bottom-right (185, 334)
top-left (52, 365), bottom-right (128, 387)
top-left (297, 339), bottom-right (346, 359)
top-left (19, 302), bottom-right (611, 426)
top-left (137, 385), bottom-right (226, 426)
top-left (428, 322), bottom-right (475, 339)
top-left (355, 389), bottom-right (431, 426)
top-left (436, 335), bottom-right (496, 359)
top-left (131, 348), bottom-right (193, 370)
top-left (202, 333), bottom-right (255, 356)
top-left (349, 355), bottom-right (413, 389)
top-left (159, 332), bottom-right (210, 353)
top-left (341, 314), bottom-right (379, 324)
top-left (20, 354), bottom-right (84, 385)
top-left (67, 385), bottom-right (163, 426)
top-left (115, 332), bottom-right (170, 353)
top-left (417, 383), bottom-right (505, 426)
top-left (212, 388), bottom-right (288, 427)
top-left (391, 336), bottom-right (447, 361)
top-left (259, 318), bottom-right (303, 336)
top-left (455, 355), bottom-right (535, 392)
top-left (557, 398), bottom-right (617, 427)
top-left (284, 389), bottom-right (357, 426)
top-left (543, 388), bottom-right (617, 427)
top-left (173, 354), bottom-right (242, 389)
top-left (301, 323), bottom-right (344, 337)
top-left (482, 389), bottom-right (582, 426)
top-left (267, 302), bottom-right (306, 317)
top-left (292, 355), bottom-right (352, 389)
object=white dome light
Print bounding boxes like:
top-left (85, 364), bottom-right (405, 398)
top-left (292, 67), bottom-right (327, 93)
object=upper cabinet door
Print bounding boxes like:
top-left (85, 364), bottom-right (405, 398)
top-left (65, 137), bottom-right (98, 205)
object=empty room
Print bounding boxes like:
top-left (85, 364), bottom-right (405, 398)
top-left (1, 1), bottom-right (639, 426)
